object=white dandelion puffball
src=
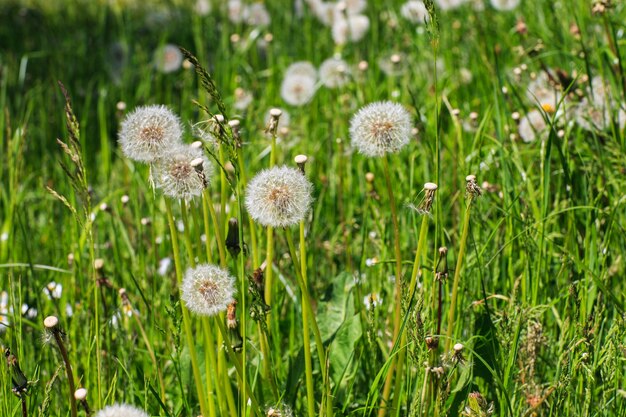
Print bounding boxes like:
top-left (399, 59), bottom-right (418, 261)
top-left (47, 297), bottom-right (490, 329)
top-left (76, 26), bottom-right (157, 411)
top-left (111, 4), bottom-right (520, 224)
top-left (94, 404), bottom-right (149, 417)
top-left (518, 109), bottom-right (547, 143)
top-left (280, 73), bottom-right (317, 106)
top-left (319, 57), bottom-right (352, 88)
top-left (181, 264), bottom-right (236, 317)
top-left (490, 0), bottom-right (520, 11)
top-left (285, 61), bottom-right (318, 80)
top-left (435, 0), bottom-right (467, 11)
top-left (400, 1), bottom-right (430, 24)
top-left (245, 166), bottom-right (313, 227)
top-left (332, 14), bottom-right (370, 45)
top-left (526, 72), bottom-right (561, 109)
top-left (154, 44), bottom-right (183, 73)
top-left (234, 87), bottom-right (254, 110)
top-left (228, 0), bottom-right (244, 23)
top-left (243, 3), bottom-right (271, 26)
top-left (118, 105), bottom-right (183, 162)
top-left (344, 0), bottom-right (367, 14)
top-left (349, 101), bottom-right (413, 157)
top-left (154, 145), bottom-right (212, 199)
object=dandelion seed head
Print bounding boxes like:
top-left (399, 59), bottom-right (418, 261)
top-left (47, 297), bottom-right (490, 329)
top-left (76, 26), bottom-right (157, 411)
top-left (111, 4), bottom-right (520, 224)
top-left (243, 3), bottom-right (271, 26)
top-left (181, 264), bottom-right (236, 316)
top-left (94, 404), bottom-right (150, 417)
top-left (280, 73), bottom-right (317, 106)
top-left (400, 1), bottom-right (430, 24)
top-left (319, 57), bottom-right (352, 88)
top-left (285, 61), bottom-right (318, 79)
top-left (245, 166), bottom-right (313, 227)
top-left (154, 145), bottom-right (212, 200)
top-left (435, 0), bottom-right (467, 11)
top-left (154, 44), bottom-right (183, 73)
top-left (490, 0), bottom-right (520, 10)
top-left (518, 109), bottom-right (547, 143)
top-left (349, 101), bottom-right (412, 157)
top-left (118, 105), bottom-right (183, 162)
top-left (332, 14), bottom-right (370, 45)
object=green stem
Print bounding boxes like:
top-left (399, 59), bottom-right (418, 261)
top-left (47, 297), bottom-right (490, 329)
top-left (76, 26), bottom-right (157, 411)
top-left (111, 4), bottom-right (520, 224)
top-left (285, 227), bottom-right (333, 417)
top-left (215, 317), bottom-right (262, 416)
top-left (378, 155), bottom-right (404, 417)
top-left (164, 198), bottom-right (209, 417)
top-left (299, 221), bottom-right (316, 417)
top-left (204, 190), bottom-right (228, 267)
top-left (444, 199), bottom-right (473, 351)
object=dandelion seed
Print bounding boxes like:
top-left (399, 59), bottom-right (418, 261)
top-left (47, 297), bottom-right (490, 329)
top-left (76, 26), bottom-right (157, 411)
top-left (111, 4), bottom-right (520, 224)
top-left (44, 282), bottom-right (63, 300)
top-left (234, 87), bottom-right (254, 110)
top-left (280, 72), bottom-right (317, 106)
top-left (245, 166), bottom-right (313, 227)
top-left (518, 109), bottom-right (548, 143)
top-left (94, 404), bottom-right (150, 417)
top-left (154, 44), bottom-right (183, 73)
top-left (349, 101), bottom-right (412, 157)
top-left (285, 61), bottom-right (318, 79)
top-left (243, 3), bottom-right (271, 26)
top-left (377, 52), bottom-right (407, 77)
top-left (118, 105), bottom-right (183, 163)
top-left (400, 1), bottom-right (430, 24)
top-left (435, 0), bottom-right (467, 11)
top-left (181, 264), bottom-right (236, 316)
top-left (490, 0), bottom-right (520, 10)
top-left (364, 292), bottom-right (383, 310)
top-left (158, 257), bottom-right (172, 276)
top-left (319, 57), bottom-right (352, 88)
top-left (154, 145), bottom-right (212, 200)
top-left (332, 14), bottom-right (370, 45)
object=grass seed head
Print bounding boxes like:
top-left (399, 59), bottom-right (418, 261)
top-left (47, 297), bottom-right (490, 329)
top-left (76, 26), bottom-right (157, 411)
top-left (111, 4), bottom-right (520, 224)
top-left (350, 101), bottom-right (412, 157)
top-left (245, 166), bottom-right (313, 227)
top-left (118, 105), bottom-right (183, 163)
top-left (181, 264), bottom-right (236, 317)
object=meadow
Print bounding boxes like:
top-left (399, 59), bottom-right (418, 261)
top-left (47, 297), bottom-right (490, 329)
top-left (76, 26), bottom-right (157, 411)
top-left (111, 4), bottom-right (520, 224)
top-left (1, 0), bottom-right (625, 416)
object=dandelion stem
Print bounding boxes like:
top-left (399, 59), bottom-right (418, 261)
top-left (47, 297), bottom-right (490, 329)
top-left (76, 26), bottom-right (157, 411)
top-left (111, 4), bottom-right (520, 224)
top-left (204, 190), bottom-right (228, 267)
top-left (284, 227), bottom-right (333, 417)
top-left (21, 397), bottom-right (27, 417)
top-left (299, 220), bottom-right (316, 417)
top-left (392, 213), bottom-right (431, 413)
top-left (50, 327), bottom-right (77, 417)
top-left (444, 199), bottom-right (473, 351)
top-left (378, 154), bottom-right (404, 417)
top-left (214, 316), bottom-right (261, 416)
top-left (164, 198), bottom-right (209, 417)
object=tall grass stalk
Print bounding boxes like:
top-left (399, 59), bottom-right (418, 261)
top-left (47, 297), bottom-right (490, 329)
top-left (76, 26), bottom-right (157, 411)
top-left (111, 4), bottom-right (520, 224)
top-left (164, 198), bottom-right (209, 417)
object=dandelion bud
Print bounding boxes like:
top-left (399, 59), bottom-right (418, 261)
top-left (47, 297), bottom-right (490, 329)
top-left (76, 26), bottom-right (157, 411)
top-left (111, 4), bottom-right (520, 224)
top-left (265, 108), bottom-right (283, 136)
top-left (116, 101), bottom-right (126, 112)
top-left (44, 315), bottom-right (59, 331)
top-left (435, 246), bottom-right (448, 281)
top-left (118, 105), bottom-right (183, 163)
top-left (67, 253), bottom-right (75, 266)
top-left (140, 217), bottom-right (151, 226)
top-left (365, 172), bottom-right (375, 183)
top-left (358, 60), bottom-right (368, 71)
top-left (226, 302), bottom-right (244, 352)
top-left (225, 217), bottom-right (241, 257)
top-left (350, 101), bottom-right (412, 157)
top-left (181, 264), bottom-right (236, 317)
top-left (515, 19), bottom-right (527, 35)
top-left (120, 194), bottom-right (130, 205)
top-left (245, 166), bottom-right (313, 228)
top-left (75, 388), bottom-right (91, 415)
top-left (94, 258), bottom-right (104, 270)
top-left (425, 336), bottom-right (438, 350)
top-left (74, 388), bottom-right (87, 400)
top-left (294, 154), bottom-right (308, 174)
top-left (453, 342), bottom-right (464, 352)
top-left (465, 174), bottom-right (482, 199)
top-left (94, 404), bottom-right (150, 417)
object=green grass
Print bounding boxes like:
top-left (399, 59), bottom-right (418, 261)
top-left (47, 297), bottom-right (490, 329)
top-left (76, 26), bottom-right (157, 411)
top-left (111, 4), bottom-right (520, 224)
top-left (1, 0), bottom-right (625, 416)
